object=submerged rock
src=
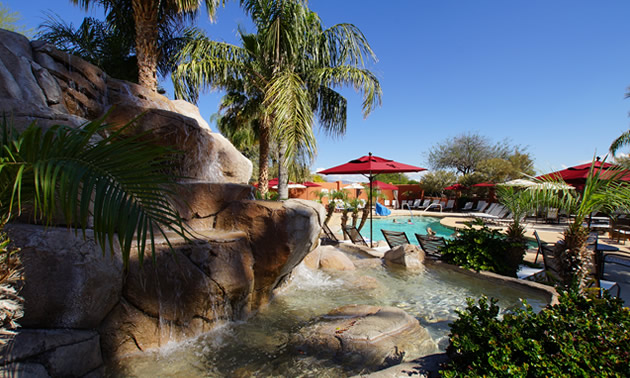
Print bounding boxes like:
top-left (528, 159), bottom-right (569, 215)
top-left (383, 244), bottom-right (425, 270)
top-left (319, 246), bottom-right (356, 271)
top-left (294, 304), bottom-right (437, 369)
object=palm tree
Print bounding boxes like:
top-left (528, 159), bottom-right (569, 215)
top-left (535, 159), bottom-right (630, 289)
top-left (172, 0), bottom-right (381, 197)
top-left (70, 0), bottom-right (224, 91)
top-left (0, 117), bottom-right (188, 267)
top-left (610, 130), bottom-right (630, 156)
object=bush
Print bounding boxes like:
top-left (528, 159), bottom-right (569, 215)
top-left (440, 220), bottom-right (525, 277)
top-left (441, 290), bottom-right (630, 377)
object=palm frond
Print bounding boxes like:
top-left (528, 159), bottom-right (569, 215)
top-left (610, 130), bottom-right (630, 156)
top-left (0, 116), bottom-right (188, 267)
top-left (311, 66), bottom-right (382, 117)
top-left (264, 71), bottom-right (315, 162)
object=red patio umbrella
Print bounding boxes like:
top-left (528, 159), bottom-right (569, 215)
top-left (372, 180), bottom-right (399, 190)
top-left (444, 183), bottom-right (468, 191)
top-left (319, 153), bottom-right (426, 247)
top-left (254, 177), bottom-right (299, 189)
top-left (302, 181), bottom-right (321, 187)
top-left (472, 182), bottom-right (495, 187)
top-left (536, 159), bottom-right (630, 189)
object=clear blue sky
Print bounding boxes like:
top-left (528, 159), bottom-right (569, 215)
top-left (8, 0), bottom-right (630, 182)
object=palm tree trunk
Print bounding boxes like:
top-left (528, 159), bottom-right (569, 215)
top-left (277, 140), bottom-right (289, 200)
top-left (357, 206), bottom-right (370, 232)
top-left (560, 225), bottom-right (591, 288)
top-left (258, 121), bottom-right (271, 197)
top-left (132, 0), bottom-right (159, 92)
top-left (340, 209), bottom-right (349, 240)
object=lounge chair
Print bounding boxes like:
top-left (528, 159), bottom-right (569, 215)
top-left (471, 200), bottom-right (488, 212)
top-left (415, 233), bottom-right (446, 258)
top-left (467, 203), bottom-right (500, 219)
top-left (444, 199), bottom-right (455, 212)
top-left (425, 199), bottom-right (441, 211)
top-left (381, 229), bottom-right (410, 248)
top-left (414, 199), bottom-right (430, 210)
top-left (401, 200), bottom-right (408, 209)
top-left (533, 230), bottom-right (548, 264)
top-left (342, 225), bottom-right (368, 247)
top-left (321, 223), bottom-right (339, 245)
top-left (392, 200), bottom-right (398, 209)
top-left (461, 201), bottom-right (473, 211)
top-left (384, 200), bottom-right (391, 207)
top-left (586, 233), bottom-right (620, 297)
top-left (516, 234), bottom-right (545, 280)
top-left (600, 253), bottom-right (629, 297)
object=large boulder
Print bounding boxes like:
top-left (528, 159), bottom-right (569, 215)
top-left (215, 199), bottom-right (325, 306)
top-left (5, 224), bottom-right (123, 329)
top-left (318, 246), bottom-right (356, 271)
top-left (0, 29), bottom-right (253, 184)
top-left (99, 230), bottom-right (254, 357)
top-left (104, 105), bottom-right (252, 183)
top-left (383, 244), bottom-right (425, 270)
top-left (0, 329), bottom-right (103, 377)
top-left (294, 305), bottom-right (438, 369)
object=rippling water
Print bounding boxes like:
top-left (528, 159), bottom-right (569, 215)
top-left (107, 263), bottom-right (549, 377)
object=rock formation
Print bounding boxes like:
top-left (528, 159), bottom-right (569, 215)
top-left (294, 304), bottom-right (438, 369)
top-left (0, 28), bottom-right (325, 375)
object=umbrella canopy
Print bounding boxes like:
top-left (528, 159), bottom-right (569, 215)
top-left (255, 177), bottom-right (299, 188)
top-left (318, 154), bottom-right (425, 175)
top-left (302, 181), bottom-right (321, 187)
top-left (272, 183), bottom-right (306, 189)
top-left (444, 183), bottom-right (468, 191)
top-left (472, 182), bottom-right (495, 187)
top-left (537, 160), bottom-right (630, 185)
top-left (373, 180), bottom-right (398, 190)
top-left (319, 153), bottom-right (426, 247)
top-left (499, 179), bottom-right (537, 187)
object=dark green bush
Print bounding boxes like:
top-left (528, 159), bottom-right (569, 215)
top-left (440, 220), bottom-right (525, 277)
top-left (441, 290), bottom-right (630, 377)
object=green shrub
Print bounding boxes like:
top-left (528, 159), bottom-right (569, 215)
top-left (441, 290), bottom-right (630, 377)
top-left (440, 220), bottom-right (525, 277)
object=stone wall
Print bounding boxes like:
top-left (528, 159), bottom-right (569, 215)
top-left (0, 28), bottom-right (325, 375)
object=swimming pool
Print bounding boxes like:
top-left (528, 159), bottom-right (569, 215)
top-left (361, 216), bottom-right (456, 242)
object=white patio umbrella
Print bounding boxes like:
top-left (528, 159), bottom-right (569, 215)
top-left (272, 183), bottom-right (307, 189)
top-left (498, 179), bottom-right (537, 187)
top-left (343, 183), bottom-right (365, 190)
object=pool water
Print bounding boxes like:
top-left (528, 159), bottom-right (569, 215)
top-left (107, 263), bottom-right (550, 377)
top-left (362, 216), bottom-right (456, 242)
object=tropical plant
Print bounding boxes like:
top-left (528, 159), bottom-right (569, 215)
top-left (440, 220), bottom-right (523, 277)
top-left (441, 290), bottom-right (630, 377)
top-left (70, 0), bottom-right (224, 91)
top-left (534, 158), bottom-right (630, 288)
top-left (37, 14), bottom-right (139, 82)
top-left (495, 185), bottom-right (534, 240)
top-left (0, 116), bottom-right (187, 267)
top-left (171, 0), bottom-right (381, 198)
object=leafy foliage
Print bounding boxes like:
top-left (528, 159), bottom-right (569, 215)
top-left (440, 220), bottom-right (525, 277)
top-left (427, 132), bottom-right (533, 181)
top-left (0, 117), bottom-right (187, 267)
top-left (172, 0), bottom-right (382, 196)
top-left (0, 2), bottom-right (32, 37)
top-left (419, 170), bottom-right (457, 196)
top-left (442, 291), bottom-right (630, 377)
top-left (374, 173), bottom-right (414, 184)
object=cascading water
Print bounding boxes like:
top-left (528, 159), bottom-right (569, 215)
top-left (107, 261), bottom-right (550, 377)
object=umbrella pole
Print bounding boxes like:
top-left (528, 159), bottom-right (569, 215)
top-left (369, 175), bottom-right (374, 248)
